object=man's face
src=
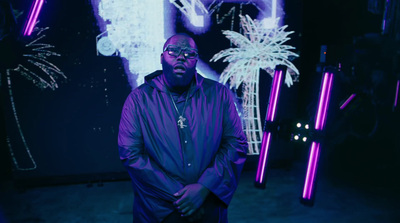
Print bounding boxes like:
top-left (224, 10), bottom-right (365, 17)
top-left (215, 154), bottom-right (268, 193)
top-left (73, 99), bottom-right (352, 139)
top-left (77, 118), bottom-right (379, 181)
top-left (161, 35), bottom-right (198, 90)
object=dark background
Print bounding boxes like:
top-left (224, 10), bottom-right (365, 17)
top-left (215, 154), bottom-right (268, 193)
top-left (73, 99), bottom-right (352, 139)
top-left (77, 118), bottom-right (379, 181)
top-left (0, 0), bottom-right (399, 188)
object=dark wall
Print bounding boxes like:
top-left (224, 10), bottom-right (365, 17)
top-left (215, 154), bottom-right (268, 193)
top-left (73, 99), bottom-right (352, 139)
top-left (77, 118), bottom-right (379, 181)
top-left (0, 93), bottom-right (12, 182)
top-left (1, 0), bottom-right (397, 187)
top-left (1, 0), bottom-right (131, 185)
top-left (299, 0), bottom-right (400, 185)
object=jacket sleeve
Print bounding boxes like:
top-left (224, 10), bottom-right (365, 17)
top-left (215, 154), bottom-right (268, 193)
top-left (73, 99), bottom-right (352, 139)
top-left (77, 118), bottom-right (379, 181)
top-left (197, 87), bottom-right (248, 206)
top-left (118, 92), bottom-right (184, 202)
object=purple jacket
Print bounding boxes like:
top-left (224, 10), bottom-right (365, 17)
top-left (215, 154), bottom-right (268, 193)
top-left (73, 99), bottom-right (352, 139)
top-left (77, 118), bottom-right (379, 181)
top-left (118, 70), bottom-right (248, 222)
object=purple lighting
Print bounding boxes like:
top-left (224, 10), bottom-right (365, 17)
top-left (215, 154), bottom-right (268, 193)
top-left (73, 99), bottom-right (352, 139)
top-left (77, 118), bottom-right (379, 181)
top-left (301, 71), bottom-right (334, 204)
top-left (23, 0), bottom-right (44, 36)
top-left (255, 66), bottom-right (285, 187)
top-left (302, 142), bottom-right (320, 199)
top-left (315, 72), bottom-right (333, 130)
top-left (266, 70), bottom-right (283, 122)
top-left (394, 80), bottom-right (399, 108)
top-left (382, 0), bottom-right (390, 33)
top-left (255, 132), bottom-right (271, 184)
top-left (340, 94), bottom-right (356, 110)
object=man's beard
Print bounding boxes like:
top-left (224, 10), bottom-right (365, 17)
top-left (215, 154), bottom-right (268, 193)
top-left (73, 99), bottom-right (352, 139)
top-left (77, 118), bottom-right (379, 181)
top-left (162, 62), bottom-right (195, 93)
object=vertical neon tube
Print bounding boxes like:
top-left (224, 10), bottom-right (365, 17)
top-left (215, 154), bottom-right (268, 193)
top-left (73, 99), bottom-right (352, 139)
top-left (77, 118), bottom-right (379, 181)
top-left (382, 0), bottom-right (390, 33)
top-left (267, 70), bottom-right (283, 122)
top-left (23, 0), bottom-right (40, 35)
top-left (340, 94), bottom-right (356, 110)
top-left (255, 132), bottom-right (271, 183)
top-left (314, 72), bottom-right (329, 130)
top-left (23, 0), bottom-right (44, 36)
top-left (319, 73), bottom-right (334, 130)
top-left (255, 66), bottom-right (285, 187)
top-left (302, 142), bottom-right (320, 199)
top-left (394, 80), bottom-right (399, 108)
top-left (301, 71), bottom-right (334, 204)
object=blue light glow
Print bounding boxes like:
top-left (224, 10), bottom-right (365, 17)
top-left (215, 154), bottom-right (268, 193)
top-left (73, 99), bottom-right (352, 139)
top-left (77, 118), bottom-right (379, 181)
top-left (91, 0), bottom-right (287, 89)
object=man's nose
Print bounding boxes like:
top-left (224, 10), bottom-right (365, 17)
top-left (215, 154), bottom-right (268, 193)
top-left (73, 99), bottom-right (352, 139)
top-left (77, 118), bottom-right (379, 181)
top-left (176, 52), bottom-right (186, 61)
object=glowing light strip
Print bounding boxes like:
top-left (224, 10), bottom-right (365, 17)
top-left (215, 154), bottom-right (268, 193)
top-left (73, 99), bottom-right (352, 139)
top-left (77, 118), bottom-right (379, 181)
top-left (382, 0), bottom-right (390, 32)
top-left (301, 71), bottom-right (334, 203)
top-left (394, 80), bottom-right (399, 108)
top-left (319, 73), bottom-right (333, 129)
top-left (266, 69), bottom-right (283, 122)
top-left (340, 93), bottom-right (356, 110)
top-left (315, 72), bottom-right (329, 130)
top-left (271, 0), bottom-right (277, 20)
top-left (24, 0), bottom-right (44, 36)
top-left (255, 132), bottom-right (271, 183)
top-left (340, 94), bottom-right (356, 110)
top-left (302, 142), bottom-right (320, 199)
top-left (255, 67), bottom-right (284, 186)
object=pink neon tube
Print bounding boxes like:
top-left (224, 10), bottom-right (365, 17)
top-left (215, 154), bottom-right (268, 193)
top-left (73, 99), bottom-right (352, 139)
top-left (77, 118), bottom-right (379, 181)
top-left (255, 132), bottom-right (271, 183)
top-left (24, 0), bottom-right (44, 36)
top-left (394, 80), bottom-right (399, 108)
top-left (266, 70), bottom-right (283, 122)
top-left (319, 73), bottom-right (333, 130)
top-left (340, 94), bottom-right (356, 110)
top-left (314, 72), bottom-right (329, 130)
top-left (255, 68), bottom-right (284, 185)
top-left (302, 142), bottom-right (321, 199)
top-left (302, 71), bottom-right (334, 201)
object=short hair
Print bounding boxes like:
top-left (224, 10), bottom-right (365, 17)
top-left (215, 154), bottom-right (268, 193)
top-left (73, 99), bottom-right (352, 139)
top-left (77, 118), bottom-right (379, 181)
top-left (163, 33), bottom-right (197, 50)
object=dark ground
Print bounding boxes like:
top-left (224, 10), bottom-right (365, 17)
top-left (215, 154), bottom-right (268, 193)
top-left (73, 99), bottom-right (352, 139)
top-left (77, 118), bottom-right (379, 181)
top-left (1, 158), bottom-right (399, 223)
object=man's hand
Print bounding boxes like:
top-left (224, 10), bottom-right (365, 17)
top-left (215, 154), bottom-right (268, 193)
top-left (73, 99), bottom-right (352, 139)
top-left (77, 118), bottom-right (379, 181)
top-left (173, 183), bottom-right (210, 217)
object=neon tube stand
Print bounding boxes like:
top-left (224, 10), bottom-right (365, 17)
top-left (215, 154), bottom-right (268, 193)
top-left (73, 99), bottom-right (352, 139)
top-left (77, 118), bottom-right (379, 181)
top-left (255, 65), bottom-right (286, 189)
top-left (300, 69), bottom-right (334, 206)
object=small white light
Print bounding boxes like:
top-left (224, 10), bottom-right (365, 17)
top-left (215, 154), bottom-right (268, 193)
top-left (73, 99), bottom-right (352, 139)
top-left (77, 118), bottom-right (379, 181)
top-left (294, 135), bottom-right (299, 140)
top-left (297, 123), bottom-right (301, 128)
top-left (305, 124), bottom-right (309, 129)
top-left (302, 137), bottom-right (307, 142)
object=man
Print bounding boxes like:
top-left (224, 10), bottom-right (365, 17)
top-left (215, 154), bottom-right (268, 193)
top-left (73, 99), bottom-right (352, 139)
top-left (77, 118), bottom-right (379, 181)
top-left (118, 33), bottom-right (248, 222)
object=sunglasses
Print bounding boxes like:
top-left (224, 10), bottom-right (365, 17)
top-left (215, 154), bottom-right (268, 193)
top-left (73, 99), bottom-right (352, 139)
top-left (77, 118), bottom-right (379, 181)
top-left (163, 44), bottom-right (198, 59)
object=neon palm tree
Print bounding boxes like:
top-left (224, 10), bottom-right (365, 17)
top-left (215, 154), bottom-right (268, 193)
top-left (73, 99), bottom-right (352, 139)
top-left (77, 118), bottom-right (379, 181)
top-left (210, 14), bottom-right (299, 154)
top-left (1, 25), bottom-right (65, 170)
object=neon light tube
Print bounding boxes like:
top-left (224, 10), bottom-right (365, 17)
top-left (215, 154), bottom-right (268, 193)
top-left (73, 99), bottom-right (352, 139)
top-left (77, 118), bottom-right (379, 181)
top-left (382, 0), bottom-right (390, 33)
top-left (314, 72), bottom-right (333, 130)
top-left (24, 0), bottom-right (44, 36)
top-left (314, 72), bottom-right (328, 130)
top-left (255, 132), bottom-right (271, 183)
top-left (302, 142), bottom-right (320, 199)
top-left (266, 69), bottom-right (283, 122)
top-left (340, 94), bottom-right (356, 110)
top-left (301, 71), bottom-right (334, 204)
top-left (394, 80), bottom-right (399, 108)
top-left (319, 73), bottom-right (334, 130)
top-left (255, 66), bottom-right (285, 187)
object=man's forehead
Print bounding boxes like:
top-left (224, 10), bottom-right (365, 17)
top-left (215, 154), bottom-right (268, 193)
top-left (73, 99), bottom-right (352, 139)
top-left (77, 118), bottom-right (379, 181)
top-left (165, 35), bottom-right (196, 49)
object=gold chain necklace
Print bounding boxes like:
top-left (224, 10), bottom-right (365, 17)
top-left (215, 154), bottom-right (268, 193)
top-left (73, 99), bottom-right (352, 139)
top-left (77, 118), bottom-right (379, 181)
top-left (168, 91), bottom-right (189, 129)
